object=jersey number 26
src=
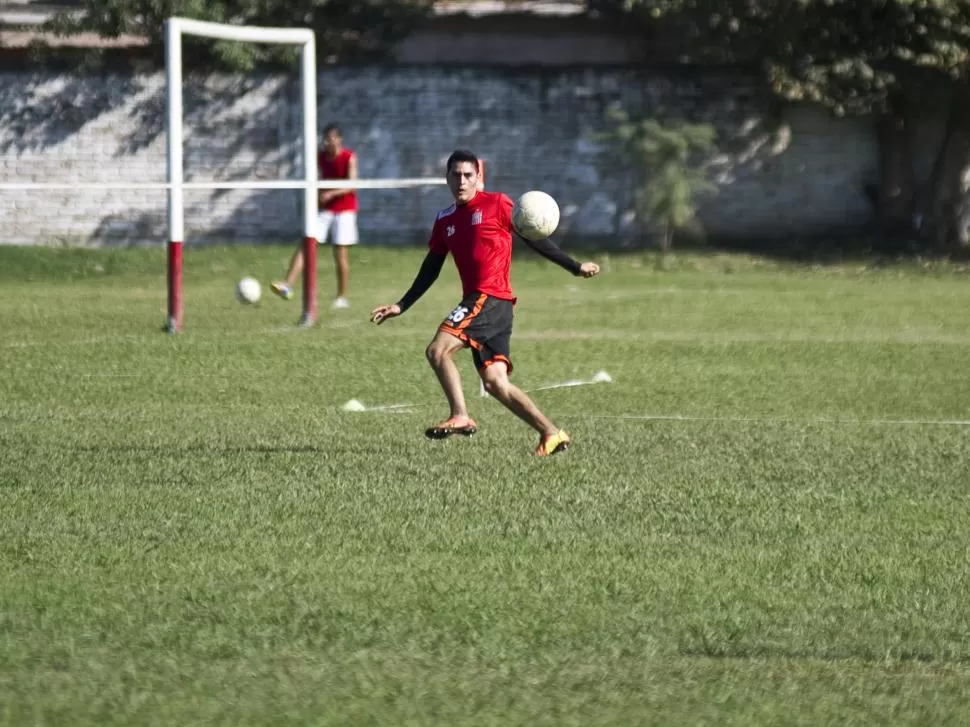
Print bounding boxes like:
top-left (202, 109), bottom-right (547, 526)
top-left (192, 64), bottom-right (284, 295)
top-left (447, 305), bottom-right (470, 324)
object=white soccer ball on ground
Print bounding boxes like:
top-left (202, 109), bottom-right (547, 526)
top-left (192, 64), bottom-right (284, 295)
top-left (512, 190), bottom-right (560, 241)
top-left (236, 276), bottom-right (261, 305)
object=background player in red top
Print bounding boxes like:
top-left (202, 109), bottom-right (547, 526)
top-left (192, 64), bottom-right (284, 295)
top-left (272, 123), bottom-right (359, 309)
top-left (370, 149), bottom-right (600, 456)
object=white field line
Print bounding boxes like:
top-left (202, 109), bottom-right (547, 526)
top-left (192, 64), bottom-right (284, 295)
top-left (267, 320), bottom-right (368, 334)
top-left (590, 414), bottom-right (970, 427)
top-left (8, 324), bottom-right (970, 349)
top-left (342, 371), bottom-right (970, 428)
top-left (341, 407), bottom-right (970, 428)
top-left (513, 330), bottom-right (970, 345)
top-left (341, 400), bottom-right (417, 413)
top-left (479, 370), bottom-right (612, 396)
top-left (361, 327), bottom-right (970, 346)
top-left (2, 333), bottom-right (161, 349)
top-left (3, 322), bottom-right (368, 348)
top-left (527, 370), bottom-right (613, 392)
top-left (349, 371), bottom-right (614, 412)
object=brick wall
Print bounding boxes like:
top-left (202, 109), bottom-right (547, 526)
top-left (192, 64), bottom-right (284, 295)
top-left (0, 67), bottom-right (888, 247)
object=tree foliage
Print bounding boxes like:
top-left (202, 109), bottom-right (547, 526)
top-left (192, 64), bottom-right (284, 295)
top-left (601, 0), bottom-right (970, 115)
top-left (44, 0), bottom-right (433, 69)
top-left (601, 109), bottom-right (717, 250)
top-left (596, 0), bottom-right (970, 250)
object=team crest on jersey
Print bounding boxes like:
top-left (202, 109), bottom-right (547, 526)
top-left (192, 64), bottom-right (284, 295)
top-left (471, 210), bottom-right (483, 226)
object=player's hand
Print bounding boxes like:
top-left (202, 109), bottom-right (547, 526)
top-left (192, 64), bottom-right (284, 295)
top-left (579, 262), bottom-right (600, 278)
top-left (370, 303), bottom-right (401, 325)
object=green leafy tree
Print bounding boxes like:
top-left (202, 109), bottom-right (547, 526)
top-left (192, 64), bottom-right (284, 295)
top-left (603, 109), bottom-right (717, 250)
top-left (43, 0), bottom-right (433, 69)
top-left (598, 0), bottom-right (970, 250)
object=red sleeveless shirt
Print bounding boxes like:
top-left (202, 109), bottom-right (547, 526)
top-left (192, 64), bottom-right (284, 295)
top-left (318, 147), bottom-right (358, 212)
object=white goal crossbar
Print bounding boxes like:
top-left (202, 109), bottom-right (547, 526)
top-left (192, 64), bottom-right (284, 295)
top-left (166, 17), bottom-right (319, 332)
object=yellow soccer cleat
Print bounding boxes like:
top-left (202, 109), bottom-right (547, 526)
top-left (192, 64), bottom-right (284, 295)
top-left (271, 282), bottom-right (293, 300)
top-left (535, 429), bottom-right (571, 456)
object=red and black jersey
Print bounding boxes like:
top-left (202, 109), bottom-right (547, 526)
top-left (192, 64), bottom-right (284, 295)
top-left (428, 191), bottom-right (516, 301)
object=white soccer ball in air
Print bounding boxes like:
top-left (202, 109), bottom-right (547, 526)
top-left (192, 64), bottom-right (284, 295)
top-left (236, 276), bottom-right (261, 305)
top-left (512, 190), bottom-right (560, 241)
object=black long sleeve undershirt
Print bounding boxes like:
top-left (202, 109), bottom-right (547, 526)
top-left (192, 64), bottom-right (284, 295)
top-left (396, 250), bottom-right (446, 313)
top-left (517, 232), bottom-right (583, 276)
top-left (396, 234), bottom-right (581, 314)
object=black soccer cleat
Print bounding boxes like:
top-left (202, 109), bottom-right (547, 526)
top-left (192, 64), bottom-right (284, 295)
top-left (425, 416), bottom-right (478, 440)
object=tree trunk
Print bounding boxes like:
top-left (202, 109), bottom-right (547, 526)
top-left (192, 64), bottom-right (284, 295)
top-left (874, 98), bottom-right (917, 246)
top-left (912, 103), bottom-right (956, 246)
top-left (660, 221), bottom-right (672, 251)
top-left (917, 88), bottom-right (970, 253)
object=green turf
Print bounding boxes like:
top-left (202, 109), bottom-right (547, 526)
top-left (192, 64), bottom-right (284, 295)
top-left (2, 244), bottom-right (970, 725)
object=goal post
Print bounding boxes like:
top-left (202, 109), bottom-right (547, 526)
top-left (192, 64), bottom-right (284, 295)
top-left (165, 17), bottom-right (318, 332)
top-left (0, 16), bottom-right (453, 332)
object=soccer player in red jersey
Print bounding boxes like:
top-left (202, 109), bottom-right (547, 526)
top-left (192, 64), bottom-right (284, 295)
top-left (273, 123), bottom-right (358, 309)
top-left (370, 150), bottom-right (600, 456)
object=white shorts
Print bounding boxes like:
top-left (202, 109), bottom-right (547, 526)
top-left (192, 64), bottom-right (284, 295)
top-left (317, 210), bottom-right (358, 246)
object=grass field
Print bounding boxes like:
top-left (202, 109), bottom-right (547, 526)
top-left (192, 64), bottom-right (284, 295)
top-left (3, 243), bottom-right (970, 725)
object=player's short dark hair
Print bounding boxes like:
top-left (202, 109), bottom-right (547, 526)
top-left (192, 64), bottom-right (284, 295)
top-left (323, 123), bottom-right (342, 137)
top-left (446, 149), bottom-right (479, 174)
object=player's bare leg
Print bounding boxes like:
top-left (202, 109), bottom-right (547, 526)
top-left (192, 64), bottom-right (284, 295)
top-left (480, 362), bottom-right (571, 455)
top-left (332, 245), bottom-right (350, 308)
top-left (480, 362), bottom-right (556, 435)
top-left (272, 245), bottom-right (304, 300)
top-left (425, 330), bottom-right (477, 438)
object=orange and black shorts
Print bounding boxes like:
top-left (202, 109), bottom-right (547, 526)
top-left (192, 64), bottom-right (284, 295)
top-left (439, 291), bottom-right (514, 373)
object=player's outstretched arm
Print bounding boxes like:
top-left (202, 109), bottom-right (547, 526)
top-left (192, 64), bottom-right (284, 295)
top-left (370, 250), bottom-right (447, 324)
top-left (516, 232), bottom-right (600, 278)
